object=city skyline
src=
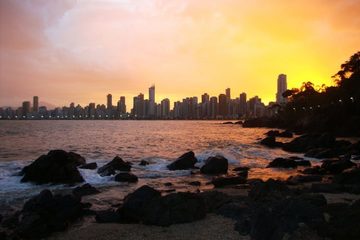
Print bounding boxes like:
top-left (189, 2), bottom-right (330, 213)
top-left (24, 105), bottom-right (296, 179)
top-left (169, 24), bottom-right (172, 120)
top-left (1, 1), bottom-right (359, 108)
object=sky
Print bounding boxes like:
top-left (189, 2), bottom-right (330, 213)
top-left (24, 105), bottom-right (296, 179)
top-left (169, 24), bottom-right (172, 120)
top-left (0, 0), bottom-right (359, 109)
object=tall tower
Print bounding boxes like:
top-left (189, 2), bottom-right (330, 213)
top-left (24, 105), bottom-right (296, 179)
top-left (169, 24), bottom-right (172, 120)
top-left (148, 85), bottom-right (155, 117)
top-left (276, 74), bottom-right (287, 104)
top-left (226, 88), bottom-right (231, 100)
top-left (33, 96), bottom-right (39, 113)
top-left (107, 94), bottom-right (113, 110)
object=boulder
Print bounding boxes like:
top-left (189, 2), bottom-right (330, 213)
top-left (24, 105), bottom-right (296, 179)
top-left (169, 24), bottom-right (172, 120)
top-left (333, 167), bottom-right (360, 184)
top-left (95, 210), bottom-right (121, 223)
top-left (211, 176), bottom-right (247, 188)
top-left (79, 162), bottom-right (97, 170)
top-left (286, 175), bottom-right (323, 185)
top-left (97, 156), bottom-right (131, 177)
top-left (320, 159), bottom-right (356, 174)
top-left (249, 179), bottom-right (291, 201)
top-left (114, 173), bottom-right (138, 183)
top-left (139, 160), bottom-right (149, 166)
top-left (200, 156), bottom-right (228, 174)
top-left (199, 191), bottom-right (231, 212)
top-left (167, 151), bottom-right (197, 170)
top-left (295, 160), bottom-right (311, 167)
top-left (265, 130), bottom-right (280, 137)
top-left (188, 181), bottom-right (201, 186)
top-left (283, 133), bottom-right (336, 153)
top-left (301, 166), bottom-right (325, 175)
top-left (278, 130), bottom-right (293, 138)
top-left (142, 192), bottom-right (206, 226)
top-left (72, 183), bottom-right (100, 198)
top-left (260, 136), bottom-right (283, 148)
top-left (267, 158), bottom-right (297, 168)
top-left (20, 150), bottom-right (85, 184)
top-left (15, 190), bottom-right (85, 239)
top-left (311, 183), bottom-right (343, 193)
top-left (120, 185), bottom-right (161, 222)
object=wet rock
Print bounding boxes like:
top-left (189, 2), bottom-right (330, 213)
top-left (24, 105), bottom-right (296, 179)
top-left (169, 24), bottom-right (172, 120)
top-left (301, 166), bottom-right (325, 175)
top-left (283, 133), bottom-right (336, 153)
top-left (79, 162), bottom-right (97, 170)
top-left (311, 183), bottom-right (343, 193)
top-left (142, 192), bottom-right (206, 226)
top-left (20, 150), bottom-right (85, 184)
top-left (72, 183), bottom-right (100, 198)
top-left (305, 148), bottom-right (338, 159)
top-left (200, 156), bottom-right (228, 174)
top-left (211, 176), bottom-right (247, 188)
top-left (139, 160), bottom-right (149, 166)
top-left (222, 121), bottom-right (234, 124)
top-left (333, 167), bottom-right (360, 184)
top-left (217, 201), bottom-right (251, 235)
top-left (188, 181), bottom-right (201, 186)
top-left (295, 160), bottom-right (311, 167)
top-left (164, 182), bottom-right (173, 186)
top-left (15, 189), bottom-right (85, 239)
top-left (95, 210), bottom-right (121, 223)
top-left (167, 151), bottom-right (197, 170)
top-left (97, 156), bottom-right (131, 177)
top-left (249, 179), bottom-right (291, 201)
top-left (287, 175), bottom-right (323, 185)
top-left (266, 130), bottom-right (293, 138)
top-left (260, 136), bottom-right (283, 148)
top-left (320, 159), bottom-right (356, 174)
top-left (267, 158), bottom-right (297, 168)
top-left (120, 185), bottom-right (161, 222)
top-left (114, 173), bottom-right (138, 183)
top-left (199, 191), bottom-right (231, 212)
top-left (233, 167), bottom-right (250, 172)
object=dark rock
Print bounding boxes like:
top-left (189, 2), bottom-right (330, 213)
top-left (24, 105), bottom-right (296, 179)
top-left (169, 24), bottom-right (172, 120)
top-left (222, 121), bottom-right (233, 124)
top-left (1, 211), bottom-right (20, 229)
top-left (267, 158), bottom-right (297, 168)
top-left (265, 130), bottom-right (280, 137)
top-left (249, 179), bottom-right (291, 201)
top-left (301, 166), bottom-right (325, 175)
top-left (20, 150), bottom-right (85, 184)
top-left (142, 192), bottom-right (206, 226)
top-left (95, 210), bottom-right (121, 223)
top-left (167, 151), bottom-right (197, 170)
top-left (79, 162), bottom-right (97, 170)
top-left (164, 182), bottom-right (173, 186)
top-left (283, 133), bottom-right (336, 153)
top-left (278, 130), bottom-right (293, 138)
top-left (321, 159), bottom-right (356, 174)
top-left (200, 156), bottom-right (228, 174)
top-left (0, 231), bottom-right (6, 240)
top-left (139, 160), bottom-right (149, 166)
top-left (72, 183), bottom-right (100, 198)
top-left (217, 201), bottom-right (251, 235)
top-left (333, 167), bottom-right (360, 184)
top-left (305, 148), bottom-right (338, 159)
top-left (199, 191), bottom-right (231, 212)
top-left (234, 121), bottom-right (243, 125)
top-left (120, 185), bottom-right (161, 222)
top-left (188, 181), bottom-right (201, 186)
top-left (211, 176), bottom-right (246, 188)
top-left (295, 160), bottom-right (311, 167)
top-left (97, 156), bottom-right (131, 177)
top-left (287, 175), bottom-right (323, 185)
top-left (233, 167), bottom-right (250, 172)
top-left (260, 136), bottom-right (283, 148)
top-left (114, 173), bottom-right (138, 183)
top-left (15, 189), bottom-right (84, 239)
top-left (311, 183), bottom-right (344, 193)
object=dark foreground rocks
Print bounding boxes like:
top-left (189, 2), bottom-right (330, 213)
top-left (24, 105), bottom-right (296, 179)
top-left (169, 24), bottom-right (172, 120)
top-left (97, 156), bottom-right (131, 176)
top-left (114, 172), bottom-right (138, 183)
top-left (167, 151), bottom-right (197, 170)
top-left (72, 183), bottom-right (100, 198)
top-left (20, 150), bottom-right (85, 184)
top-left (79, 162), bottom-right (97, 170)
top-left (2, 190), bottom-right (88, 239)
top-left (200, 156), bottom-right (228, 174)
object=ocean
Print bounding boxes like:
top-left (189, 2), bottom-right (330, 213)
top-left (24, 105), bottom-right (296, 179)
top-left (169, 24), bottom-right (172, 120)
top-left (0, 120), bottom-right (311, 208)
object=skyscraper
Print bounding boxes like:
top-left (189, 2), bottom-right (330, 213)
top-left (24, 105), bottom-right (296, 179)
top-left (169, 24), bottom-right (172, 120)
top-left (239, 92), bottom-right (247, 116)
top-left (218, 94), bottom-right (228, 117)
top-left (107, 94), bottom-right (112, 110)
top-left (22, 101), bottom-right (31, 117)
top-left (119, 96), bottom-right (126, 114)
top-left (148, 85), bottom-right (155, 117)
top-left (226, 88), bottom-right (231, 100)
top-left (33, 96), bottom-right (39, 113)
top-left (161, 98), bottom-right (170, 118)
top-left (276, 74), bottom-right (287, 104)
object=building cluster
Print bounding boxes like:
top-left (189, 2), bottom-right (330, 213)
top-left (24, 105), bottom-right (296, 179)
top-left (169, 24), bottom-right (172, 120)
top-left (0, 74), bottom-right (288, 120)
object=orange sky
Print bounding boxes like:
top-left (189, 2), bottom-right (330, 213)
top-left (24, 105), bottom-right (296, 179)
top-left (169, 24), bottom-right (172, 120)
top-left (0, 0), bottom-right (359, 109)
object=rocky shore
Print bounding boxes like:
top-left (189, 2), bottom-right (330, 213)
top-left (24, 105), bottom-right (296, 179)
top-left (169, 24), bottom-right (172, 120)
top-left (1, 131), bottom-right (360, 240)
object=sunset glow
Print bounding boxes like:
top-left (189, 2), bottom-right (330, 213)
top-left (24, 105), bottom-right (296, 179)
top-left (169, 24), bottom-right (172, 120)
top-left (0, 0), bottom-right (359, 108)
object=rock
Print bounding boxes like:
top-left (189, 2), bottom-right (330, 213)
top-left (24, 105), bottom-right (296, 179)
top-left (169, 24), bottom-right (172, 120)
top-left (260, 136), bottom-right (283, 148)
top-left (72, 183), bottom-right (100, 198)
top-left (79, 162), bottom-right (97, 170)
top-left (320, 159), bottom-right (356, 174)
top-left (233, 167), bottom-right (250, 172)
top-left (305, 148), bottom-right (338, 159)
top-left (295, 160), bottom-right (311, 167)
top-left (301, 166), bottom-right (325, 175)
top-left (333, 167), bottom-right (360, 184)
top-left (188, 181), bottom-right (201, 186)
top-left (142, 192), bottom-right (206, 226)
top-left (20, 150), bottom-right (85, 184)
top-left (278, 130), bottom-right (293, 138)
top-left (267, 158), bottom-right (297, 168)
top-left (139, 160), bottom-right (149, 166)
top-left (0, 231), bottom-right (6, 240)
top-left (311, 183), bottom-right (344, 193)
top-left (97, 156), bottom-right (131, 177)
top-left (211, 176), bottom-right (246, 188)
top-left (283, 133), bottom-right (336, 153)
top-left (167, 151), bottom-right (197, 170)
top-left (223, 121), bottom-right (234, 124)
top-left (200, 156), bottom-right (228, 174)
top-left (15, 189), bottom-right (84, 239)
top-left (265, 130), bottom-right (280, 137)
top-left (286, 175), bottom-right (323, 185)
top-left (164, 182), bottom-right (173, 186)
top-left (199, 191), bottom-right (231, 212)
top-left (234, 121), bottom-right (243, 125)
top-left (120, 185), bottom-right (161, 222)
top-left (249, 179), bottom-right (291, 201)
top-left (114, 173), bottom-right (138, 183)
top-left (95, 210), bottom-right (121, 223)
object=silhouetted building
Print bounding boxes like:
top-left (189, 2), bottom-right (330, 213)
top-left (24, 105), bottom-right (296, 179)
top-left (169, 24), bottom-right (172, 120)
top-left (226, 88), bottom-right (231, 100)
top-left (239, 92), bottom-right (247, 116)
top-left (218, 94), bottom-right (228, 117)
top-left (118, 96), bottom-right (126, 115)
top-left (107, 94), bottom-right (112, 110)
top-left (22, 101), bottom-right (31, 117)
top-left (161, 98), bottom-right (170, 118)
top-left (148, 85), bottom-right (155, 117)
top-left (276, 74), bottom-right (287, 104)
top-left (209, 96), bottom-right (218, 119)
top-left (33, 96), bottom-right (39, 113)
